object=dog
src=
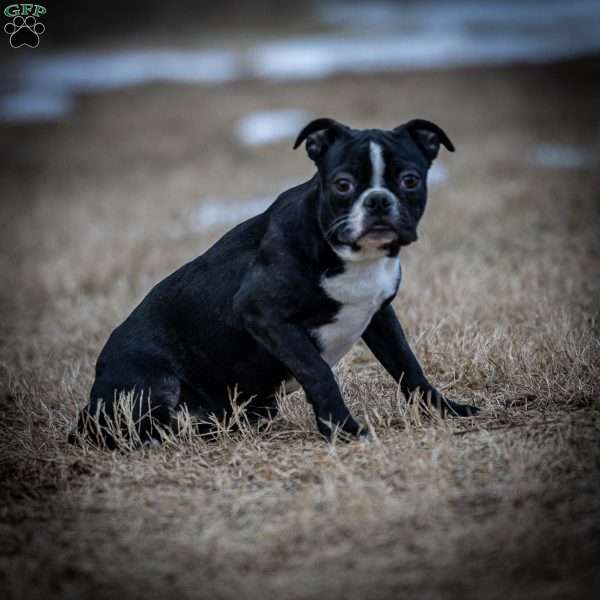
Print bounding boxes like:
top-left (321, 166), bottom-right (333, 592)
top-left (71, 117), bottom-right (479, 448)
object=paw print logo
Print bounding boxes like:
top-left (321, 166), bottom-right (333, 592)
top-left (4, 15), bottom-right (45, 48)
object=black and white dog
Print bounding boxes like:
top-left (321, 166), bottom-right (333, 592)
top-left (72, 118), bottom-right (478, 447)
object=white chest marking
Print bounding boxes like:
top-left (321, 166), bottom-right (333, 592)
top-left (312, 257), bottom-right (401, 366)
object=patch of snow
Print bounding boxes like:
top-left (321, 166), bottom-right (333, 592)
top-left (235, 109), bottom-right (313, 146)
top-left (531, 144), bottom-right (598, 169)
top-left (3, 1), bottom-right (600, 122)
top-left (250, 29), bottom-right (599, 81)
top-left (0, 89), bottom-right (72, 122)
top-left (0, 49), bottom-right (240, 123)
top-left (190, 195), bottom-right (273, 232)
top-left (318, 0), bottom-right (600, 33)
top-left (428, 161), bottom-right (448, 186)
top-left (22, 49), bottom-right (241, 91)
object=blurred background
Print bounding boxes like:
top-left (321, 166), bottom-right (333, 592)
top-left (1, 0), bottom-right (599, 271)
top-left (1, 0), bottom-right (599, 249)
top-left (2, 1), bottom-right (600, 126)
top-left (2, 2), bottom-right (600, 599)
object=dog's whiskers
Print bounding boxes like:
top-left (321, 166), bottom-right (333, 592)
top-left (324, 215), bottom-right (356, 240)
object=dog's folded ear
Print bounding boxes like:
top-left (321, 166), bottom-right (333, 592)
top-left (398, 119), bottom-right (455, 162)
top-left (293, 118), bottom-right (350, 161)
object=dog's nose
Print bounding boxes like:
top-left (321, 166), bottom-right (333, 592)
top-left (363, 192), bottom-right (393, 214)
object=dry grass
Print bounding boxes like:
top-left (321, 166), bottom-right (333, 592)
top-left (1, 57), bottom-right (600, 600)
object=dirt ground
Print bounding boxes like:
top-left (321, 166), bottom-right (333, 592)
top-left (1, 56), bottom-right (600, 599)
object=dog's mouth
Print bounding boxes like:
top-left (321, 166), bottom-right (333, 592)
top-left (360, 223), bottom-right (397, 238)
top-left (357, 223), bottom-right (401, 245)
top-left (332, 221), bottom-right (417, 251)
top-left (358, 223), bottom-right (417, 246)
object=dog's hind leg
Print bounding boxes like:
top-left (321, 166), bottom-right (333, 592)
top-left (71, 373), bottom-right (183, 448)
top-left (134, 374), bottom-right (182, 445)
top-left (175, 382), bottom-right (232, 437)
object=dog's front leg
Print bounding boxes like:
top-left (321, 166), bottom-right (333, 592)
top-left (241, 309), bottom-right (364, 439)
top-left (362, 304), bottom-right (479, 416)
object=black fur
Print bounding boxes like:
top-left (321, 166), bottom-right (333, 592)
top-left (71, 118), bottom-right (478, 448)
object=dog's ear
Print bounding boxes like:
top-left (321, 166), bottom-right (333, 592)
top-left (398, 119), bottom-right (455, 162)
top-left (293, 118), bottom-right (350, 161)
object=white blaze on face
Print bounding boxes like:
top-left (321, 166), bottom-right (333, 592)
top-left (353, 140), bottom-right (398, 256)
top-left (369, 141), bottom-right (385, 188)
top-left (331, 139), bottom-right (398, 261)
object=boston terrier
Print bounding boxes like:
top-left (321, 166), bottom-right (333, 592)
top-left (71, 118), bottom-right (479, 448)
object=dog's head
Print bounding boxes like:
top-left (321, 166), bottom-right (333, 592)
top-left (294, 118), bottom-right (454, 260)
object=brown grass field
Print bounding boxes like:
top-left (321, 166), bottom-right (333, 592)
top-left (1, 56), bottom-right (600, 599)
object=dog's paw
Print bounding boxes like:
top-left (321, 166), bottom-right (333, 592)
top-left (357, 428), bottom-right (374, 443)
top-left (418, 389), bottom-right (479, 418)
top-left (441, 398), bottom-right (480, 417)
top-left (4, 15), bottom-right (45, 48)
top-left (317, 414), bottom-right (367, 442)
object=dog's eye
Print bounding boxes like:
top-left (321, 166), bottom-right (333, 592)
top-left (333, 178), bottom-right (355, 195)
top-left (400, 174), bottom-right (421, 190)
